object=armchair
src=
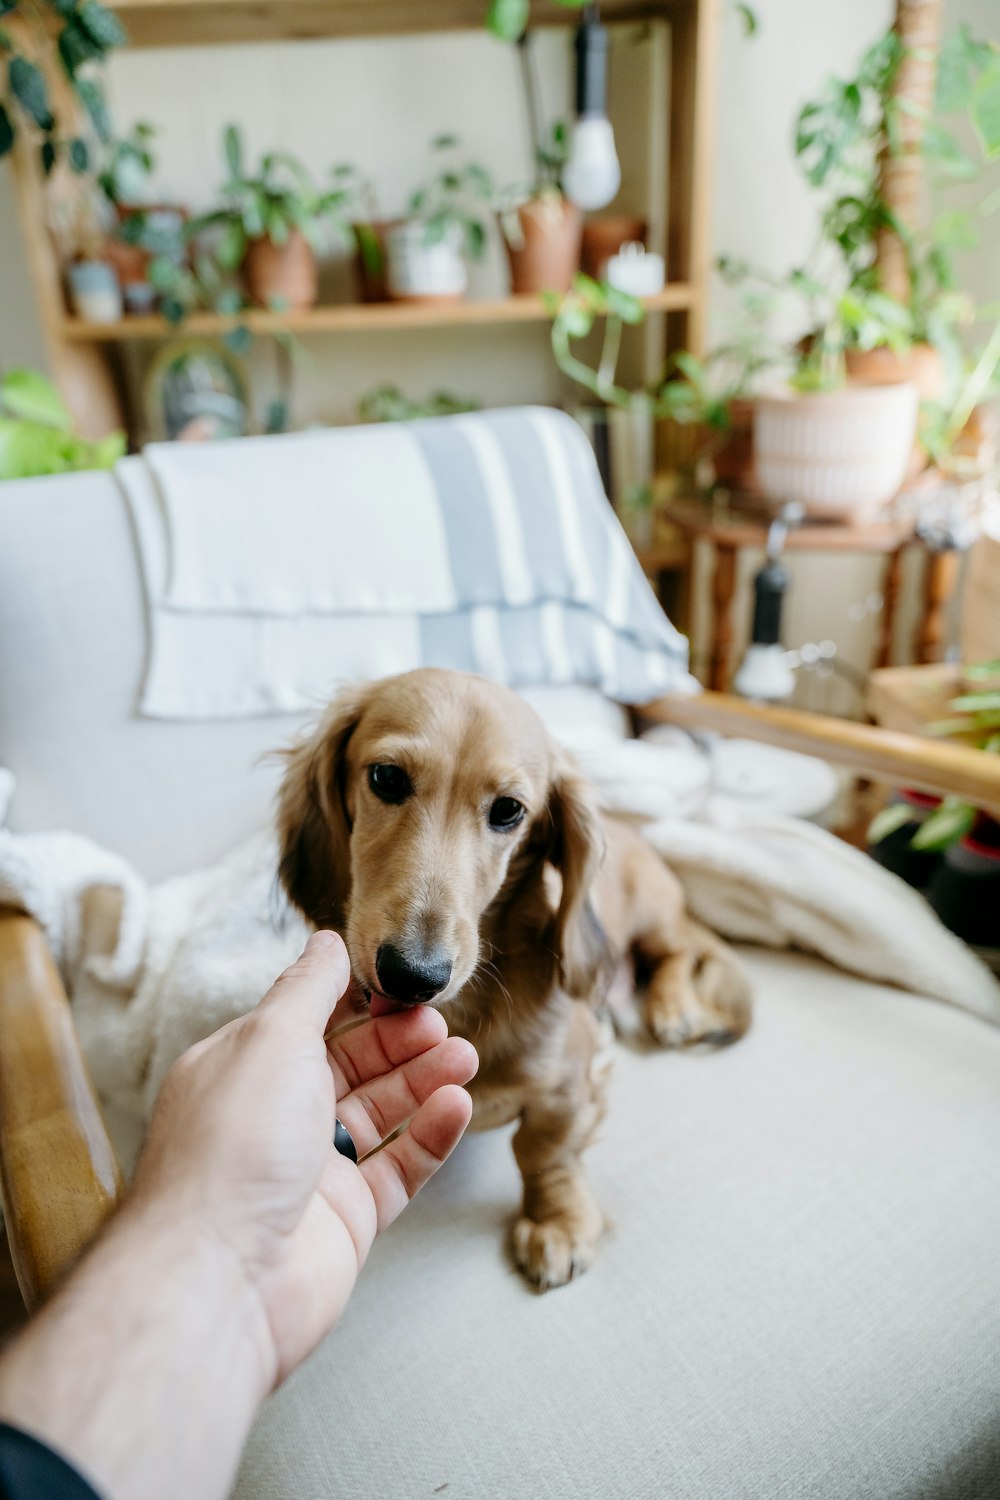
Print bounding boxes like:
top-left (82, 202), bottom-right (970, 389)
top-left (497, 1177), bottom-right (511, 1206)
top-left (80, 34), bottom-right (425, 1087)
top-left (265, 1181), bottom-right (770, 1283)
top-left (2, 424), bottom-right (999, 1500)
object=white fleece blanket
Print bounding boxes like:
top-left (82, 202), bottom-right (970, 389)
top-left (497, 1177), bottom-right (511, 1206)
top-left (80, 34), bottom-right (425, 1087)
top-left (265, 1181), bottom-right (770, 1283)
top-left (2, 739), bottom-right (998, 1170)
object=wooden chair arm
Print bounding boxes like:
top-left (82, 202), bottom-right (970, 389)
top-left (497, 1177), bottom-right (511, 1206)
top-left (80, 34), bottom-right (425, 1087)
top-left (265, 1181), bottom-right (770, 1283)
top-left (0, 910), bottom-right (123, 1312)
top-left (642, 692), bottom-right (1000, 820)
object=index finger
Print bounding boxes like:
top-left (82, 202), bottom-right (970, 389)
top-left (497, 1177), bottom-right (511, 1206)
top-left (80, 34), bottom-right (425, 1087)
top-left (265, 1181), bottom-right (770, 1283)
top-left (261, 930), bottom-right (352, 1031)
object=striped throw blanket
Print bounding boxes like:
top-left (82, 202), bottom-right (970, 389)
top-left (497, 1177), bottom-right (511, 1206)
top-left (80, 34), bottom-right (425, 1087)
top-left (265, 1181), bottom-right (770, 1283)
top-left (118, 406), bottom-right (692, 720)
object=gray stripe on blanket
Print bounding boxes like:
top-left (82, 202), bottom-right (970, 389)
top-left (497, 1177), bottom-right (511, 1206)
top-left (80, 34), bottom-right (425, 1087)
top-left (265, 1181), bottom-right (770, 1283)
top-left (411, 423), bottom-right (505, 600)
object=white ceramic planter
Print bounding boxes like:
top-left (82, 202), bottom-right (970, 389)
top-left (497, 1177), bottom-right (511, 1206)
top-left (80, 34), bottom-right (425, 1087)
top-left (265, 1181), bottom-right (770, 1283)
top-left (67, 260), bottom-right (122, 324)
top-left (754, 383), bottom-right (918, 519)
top-left (386, 220), bottom-right (467, 301)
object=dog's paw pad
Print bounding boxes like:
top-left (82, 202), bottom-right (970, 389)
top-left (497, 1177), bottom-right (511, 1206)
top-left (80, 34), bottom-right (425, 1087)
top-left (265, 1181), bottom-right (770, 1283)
top-left (512, 1216), bottom-right (598, 1291)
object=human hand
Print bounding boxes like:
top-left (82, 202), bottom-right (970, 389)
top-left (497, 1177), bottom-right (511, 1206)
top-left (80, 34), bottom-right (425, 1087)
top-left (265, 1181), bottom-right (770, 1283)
top-left (129, 930), bottom-right (477, 1386)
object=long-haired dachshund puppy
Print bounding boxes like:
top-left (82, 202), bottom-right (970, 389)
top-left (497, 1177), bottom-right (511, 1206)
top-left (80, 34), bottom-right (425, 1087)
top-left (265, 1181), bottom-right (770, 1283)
top-left (277, 668), bottom-right (750, 1290)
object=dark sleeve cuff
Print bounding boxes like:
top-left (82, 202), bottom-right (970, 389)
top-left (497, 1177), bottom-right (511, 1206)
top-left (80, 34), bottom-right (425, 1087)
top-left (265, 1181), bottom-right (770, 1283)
top-left (0, 1422), bottom-right (102, 1500)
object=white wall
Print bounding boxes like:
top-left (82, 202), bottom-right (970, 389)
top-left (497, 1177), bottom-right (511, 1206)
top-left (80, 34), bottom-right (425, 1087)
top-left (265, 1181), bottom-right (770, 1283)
top-left (1, 0), bottom-right (995, 693)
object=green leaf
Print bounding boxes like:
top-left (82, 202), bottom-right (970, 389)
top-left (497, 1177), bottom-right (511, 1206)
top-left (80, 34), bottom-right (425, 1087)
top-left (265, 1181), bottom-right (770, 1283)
top-left (734, 2), bottom-right (758, 38)
top-left (0, 369), bottom-right (72, 430)
top-left (78, 0), bottom-right (128, 50)
top-left (215, 218), bottom-right (246, 271)
top-left (972, 57), bottom-right (1000, 160)
top-left (9, 56), bottom-right (53, 130)
top-left (224, 123), bottom-right (243, 179)
top-left (965, 660), bottom-right (1000, 681)
top-left (486, 0), bottom-right (529, 42)
top-left (0, 0), bottom-right (14, 16)
top-left (0, 103), bottom-right (12, 159)
top-left (68, 136), bottom-right (89, 172)
top-left (910, 799), bottom-right (976, 851)
top-left (58, 18), bottom-right (100, 76)
top-left (949, 692), bottom-right (1000, 713)
top-left (90, 429), bottom-right (127, 468)
top-left (76, 78), bottom-right (111, 142)
top-left (866, 802), bottom-right (917, 845)
top-left (215, 286), bottom-right (244, 316)
top-left (605, 285), bottom-right (645, 325)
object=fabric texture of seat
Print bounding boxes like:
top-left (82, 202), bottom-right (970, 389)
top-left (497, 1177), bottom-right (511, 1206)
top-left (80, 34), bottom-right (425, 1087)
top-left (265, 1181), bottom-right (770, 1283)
top-left (233, 947), bottom-right (1000, 1500)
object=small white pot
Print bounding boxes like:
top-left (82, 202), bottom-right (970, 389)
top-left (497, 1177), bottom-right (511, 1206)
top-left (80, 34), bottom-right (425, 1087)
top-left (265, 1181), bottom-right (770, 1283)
top-left (386, 220), bottom-right (467, 301)
top-left (67, 260), bottom-right (122, 324)
top-left (754, 383), bottom-right (918, 520)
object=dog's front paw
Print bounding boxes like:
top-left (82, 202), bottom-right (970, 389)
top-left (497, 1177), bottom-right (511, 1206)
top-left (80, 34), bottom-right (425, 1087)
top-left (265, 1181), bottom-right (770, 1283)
top-left (512, 1214), bottom-right (601, 1291)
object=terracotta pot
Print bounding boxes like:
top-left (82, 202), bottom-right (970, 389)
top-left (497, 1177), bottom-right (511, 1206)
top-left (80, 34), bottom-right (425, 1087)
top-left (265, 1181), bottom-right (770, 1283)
top-left (711, 397), bottom-right (757, 490)
top-left (845, 342), bottom-right (944, 403)
top-left (580, 215), bottom-right (647, 280)
top-left (353, 219), bottom-right (393, 303)
top-left (244, 229), bottom-right (317, 310)
top-left (500, 196), bottom-right (582, 296)
top-left (754, 383), bottom-right (919, 520)
top-left (106, 237), bottom-right (149, 287)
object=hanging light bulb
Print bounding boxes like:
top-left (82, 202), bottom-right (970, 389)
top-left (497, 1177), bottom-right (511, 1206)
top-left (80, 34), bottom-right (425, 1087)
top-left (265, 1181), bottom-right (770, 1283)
top-left (563, 6), bottom-right (621, 212)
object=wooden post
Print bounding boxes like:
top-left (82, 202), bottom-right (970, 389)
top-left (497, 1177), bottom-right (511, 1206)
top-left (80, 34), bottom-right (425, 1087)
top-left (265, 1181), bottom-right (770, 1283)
top-left (917, 547), bottom-right (960, 664)
top-left (875, 543), bottom-right (906, 669)
top-left (667, 0), bottom-right (720, 357)
top-left (876, 0), bottom-right (944, 302)
top-left (709, 542), bottom-right (738, 691)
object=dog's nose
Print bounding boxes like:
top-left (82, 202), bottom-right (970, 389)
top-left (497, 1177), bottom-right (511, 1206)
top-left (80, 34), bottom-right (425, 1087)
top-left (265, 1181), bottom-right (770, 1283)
top-left (375, 943), bottom-right (453, 1004)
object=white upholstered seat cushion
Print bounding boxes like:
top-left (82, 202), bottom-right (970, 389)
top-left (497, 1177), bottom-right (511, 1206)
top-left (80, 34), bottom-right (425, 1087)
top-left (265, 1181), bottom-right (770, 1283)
top-left (232, 948), bottom-right (1000, 1500)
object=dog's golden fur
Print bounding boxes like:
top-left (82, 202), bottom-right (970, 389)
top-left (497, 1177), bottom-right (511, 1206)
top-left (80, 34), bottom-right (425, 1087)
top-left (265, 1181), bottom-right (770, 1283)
top-left (277, 668), bottom-right (750, 1289)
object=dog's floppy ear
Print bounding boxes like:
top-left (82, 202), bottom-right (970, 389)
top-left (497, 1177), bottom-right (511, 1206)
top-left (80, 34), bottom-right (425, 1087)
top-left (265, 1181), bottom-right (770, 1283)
top-left (547, 748), bottom-right (607, 1000)
top-left (276, 684), bottom-right (370, 930)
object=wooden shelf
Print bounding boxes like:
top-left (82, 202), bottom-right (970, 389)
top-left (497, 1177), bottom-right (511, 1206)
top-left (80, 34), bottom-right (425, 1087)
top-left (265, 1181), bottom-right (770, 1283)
top-left (59, 286), bottom-right (693, 343)
top-left (108, 0), bottom-right (685, 49)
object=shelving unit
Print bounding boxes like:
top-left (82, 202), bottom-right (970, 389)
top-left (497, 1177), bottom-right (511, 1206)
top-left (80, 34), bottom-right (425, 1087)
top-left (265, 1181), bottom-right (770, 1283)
top-left (60, 286), bottom-right (695, 342)
top-left (9, 0), bottom-right (719, 440)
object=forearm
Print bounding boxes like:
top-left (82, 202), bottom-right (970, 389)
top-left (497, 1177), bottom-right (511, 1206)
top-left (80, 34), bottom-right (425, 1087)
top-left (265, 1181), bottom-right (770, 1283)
top-left (0, 1202), bottom-right (273, 1500)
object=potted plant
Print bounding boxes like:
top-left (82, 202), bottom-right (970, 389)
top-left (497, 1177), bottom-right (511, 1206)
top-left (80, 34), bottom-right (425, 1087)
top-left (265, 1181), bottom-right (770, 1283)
top-left (357, 385), bottom-right (481, 423)
top-left (189, 126), bottom-right (357, 310)
top-left (0, 367), bottom-right (124, 478)
top-left (387, 135), bottom-right (493, 302)
top-left (98, 122), bottom-right (190, 315)
top-left (867, 660), bottom-right (1000, 948)
top-left (498, 118), bottom-right (582, 296)
top-left (794, 20), bottom-right (1000, 430)
top-left (50, 192), bottom-right (122, 323)
top-left (719, 260), bottom-right (921, 519)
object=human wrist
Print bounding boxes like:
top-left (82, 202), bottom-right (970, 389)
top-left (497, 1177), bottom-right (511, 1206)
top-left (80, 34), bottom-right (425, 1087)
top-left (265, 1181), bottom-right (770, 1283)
top-left (0, 1197), bottom-right (276, 1500)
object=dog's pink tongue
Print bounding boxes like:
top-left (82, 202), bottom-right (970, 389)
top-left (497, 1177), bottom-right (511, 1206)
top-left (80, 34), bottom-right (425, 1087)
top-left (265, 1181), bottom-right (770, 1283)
top-left (369, 991), bottom-right (406, 1018)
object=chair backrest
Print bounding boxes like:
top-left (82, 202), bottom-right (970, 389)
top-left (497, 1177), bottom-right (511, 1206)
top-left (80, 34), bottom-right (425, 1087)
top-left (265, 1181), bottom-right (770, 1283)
top-left (0, 464), bottom-right (304, 877)
top-left (0, 417), bottom-right (645, 879)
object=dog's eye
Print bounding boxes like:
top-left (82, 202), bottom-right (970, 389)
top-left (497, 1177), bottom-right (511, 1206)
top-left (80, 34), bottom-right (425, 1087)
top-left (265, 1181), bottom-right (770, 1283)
top-left (368, 764), bottom-right (412, 804)
top-left (489, 796), bottom-right (525, 830)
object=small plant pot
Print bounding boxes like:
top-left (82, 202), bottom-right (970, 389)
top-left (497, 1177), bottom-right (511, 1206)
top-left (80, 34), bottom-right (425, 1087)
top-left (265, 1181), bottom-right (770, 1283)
top-left (386, 220), bottom-right (466, 302)
top-left (711, 397), bottom-right (757, 491)
top-left (500, 196), bottom-right (582, 295)
top-left (754, 382), bottom-right (918, 521)
top-left (925, 819), bottom-right (1000, 949)
top-left (244, 229), bottom-right (318, 310)
top-left (353, 220), bottom-right (393, 303)
top-left (66, 260), bottom-right (122, 323)
top-left (580, 215), bottom-right (646, 280)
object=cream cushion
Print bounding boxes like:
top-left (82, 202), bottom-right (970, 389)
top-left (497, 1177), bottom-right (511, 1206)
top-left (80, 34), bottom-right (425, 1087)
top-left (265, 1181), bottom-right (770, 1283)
top-left (233, 948), bottom-right (1000, 1500)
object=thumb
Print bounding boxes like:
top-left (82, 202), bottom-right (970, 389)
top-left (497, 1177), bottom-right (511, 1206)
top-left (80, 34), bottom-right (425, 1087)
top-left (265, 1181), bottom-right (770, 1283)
top-left (263, 930), bottom-right (352, 1031)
